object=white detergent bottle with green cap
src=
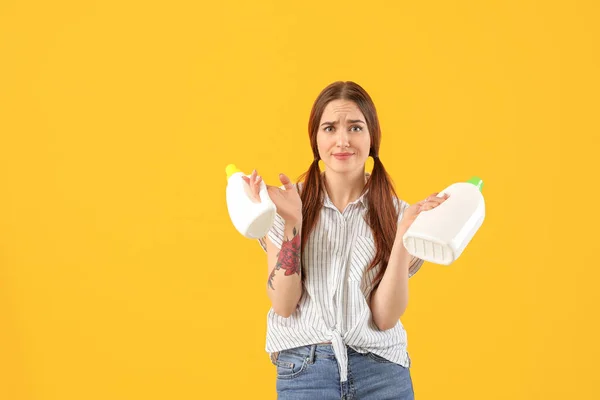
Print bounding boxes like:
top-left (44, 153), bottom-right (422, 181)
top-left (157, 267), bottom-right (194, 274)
top-left (225, 164), bottom-right (276, 239)
top-left (402, 177), bottom-right (485, 265)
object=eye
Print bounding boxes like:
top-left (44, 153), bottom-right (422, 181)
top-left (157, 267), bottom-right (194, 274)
top-left (350, 125), bottom-right (363, 132)
top-left (324, 126), bottom-right (334, 132)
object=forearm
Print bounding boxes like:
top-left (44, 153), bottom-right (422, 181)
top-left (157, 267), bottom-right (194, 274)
top-left (370, 225), bottom-right (412, 330)
top-left (267, 219), bottom-right (303, 317)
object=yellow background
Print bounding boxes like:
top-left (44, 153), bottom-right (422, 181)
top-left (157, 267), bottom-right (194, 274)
top-left (1, 0), bottom-right (599, 399)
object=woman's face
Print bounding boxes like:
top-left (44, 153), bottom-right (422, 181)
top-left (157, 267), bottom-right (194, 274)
top-left (317, 99), bottom-right (371, 175)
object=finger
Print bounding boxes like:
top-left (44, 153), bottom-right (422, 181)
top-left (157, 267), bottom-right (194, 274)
top-left (251, 169), bottom-right (257, 182)
top-left (267, 185), bottom-right (282, 197)
top-left (252, 175), bottom-right (262, 195)
top-left (242, 176), bottom-right (250, 184)
top-left (279, 173), bottom-right (295, 191)
top-left (250, 174), bottom-right (261, 200)
top-left (421, 201), bottom-right (439, 211)
top-left (424, 193), bottom-right (442, 201)
top-left (421, 198), bottom-right (446, 211)
top-left (424, 193), bottom-right (447, 204)
top-left (421, 203), bottom-right (436, 211)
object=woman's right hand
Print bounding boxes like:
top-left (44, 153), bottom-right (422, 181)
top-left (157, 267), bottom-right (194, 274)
top-left (242, 169), bottom-right (302, 224)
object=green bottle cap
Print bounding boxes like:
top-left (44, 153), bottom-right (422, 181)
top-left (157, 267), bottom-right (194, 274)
top-left (467, 176), bottom-right (484, 192)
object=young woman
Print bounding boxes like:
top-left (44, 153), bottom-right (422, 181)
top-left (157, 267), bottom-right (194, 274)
top-left (244, 81), bottom-right (449, 399)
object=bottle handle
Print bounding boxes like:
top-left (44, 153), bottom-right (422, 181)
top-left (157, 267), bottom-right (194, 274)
top-left (258, 181), bottom-right (274, 206)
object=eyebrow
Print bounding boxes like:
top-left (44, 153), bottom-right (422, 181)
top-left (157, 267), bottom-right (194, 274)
top-left (320, 119), bottom-right (366, 126)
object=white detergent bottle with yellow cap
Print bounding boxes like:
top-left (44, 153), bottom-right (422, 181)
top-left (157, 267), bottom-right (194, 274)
top-left (225, 164), bottom-right (276, 239)
top-left (402, 177), bottom-right (485, 265)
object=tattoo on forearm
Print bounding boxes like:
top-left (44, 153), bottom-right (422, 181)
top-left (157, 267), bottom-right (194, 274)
top-left (267, 227), bottom-right (301, 290)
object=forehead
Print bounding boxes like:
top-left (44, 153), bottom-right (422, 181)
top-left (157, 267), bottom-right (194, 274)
top-left (320, 100), bottom-right (365, 121)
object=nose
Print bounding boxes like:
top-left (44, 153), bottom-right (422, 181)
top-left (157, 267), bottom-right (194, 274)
top-left (336, 130), bottom-right (350, 148)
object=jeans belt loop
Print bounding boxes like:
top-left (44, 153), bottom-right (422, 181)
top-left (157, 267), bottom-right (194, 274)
top-left (308, 344), bottom-right (317, 364)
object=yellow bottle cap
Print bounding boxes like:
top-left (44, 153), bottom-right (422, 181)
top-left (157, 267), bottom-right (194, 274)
top-left (225, 164), bottom-right (243, 179)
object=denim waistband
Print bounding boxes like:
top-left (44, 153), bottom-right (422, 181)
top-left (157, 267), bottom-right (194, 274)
top-left (279, 344), bottom-right (359, 364)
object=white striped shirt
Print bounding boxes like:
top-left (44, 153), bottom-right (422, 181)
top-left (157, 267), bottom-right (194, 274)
top-left (258, 180), bottom-right (424, 383)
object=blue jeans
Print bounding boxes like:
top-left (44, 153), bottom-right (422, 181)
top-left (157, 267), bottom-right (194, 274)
top-left (272, 344), bottom-right (415, 399)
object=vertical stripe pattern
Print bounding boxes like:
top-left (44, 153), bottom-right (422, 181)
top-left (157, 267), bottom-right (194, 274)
top-left (258, 182), bottom-right (424, 383)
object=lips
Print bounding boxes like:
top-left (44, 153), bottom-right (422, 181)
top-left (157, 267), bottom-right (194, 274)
top-left (333, 153), bottom-right (354, 160)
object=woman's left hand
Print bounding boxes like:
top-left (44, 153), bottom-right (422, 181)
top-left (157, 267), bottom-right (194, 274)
top-left (398, 192), bottom-right (450, 232)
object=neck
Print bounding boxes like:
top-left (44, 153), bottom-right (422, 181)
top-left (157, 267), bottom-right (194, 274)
top-left (323, 168), bottom-right (367, 212)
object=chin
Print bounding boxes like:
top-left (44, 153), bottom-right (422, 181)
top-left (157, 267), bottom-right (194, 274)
top-left (326, 161), bottom-right (361, 174)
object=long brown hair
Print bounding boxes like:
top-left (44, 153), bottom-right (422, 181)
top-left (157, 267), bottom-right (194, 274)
top-left (297, 81), bottom-right (399, 286)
